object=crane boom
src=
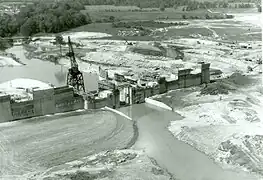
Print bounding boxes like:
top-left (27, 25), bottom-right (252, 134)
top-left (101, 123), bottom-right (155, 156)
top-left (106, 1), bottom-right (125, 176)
top-left (67, 36), bottom-right (78, 68)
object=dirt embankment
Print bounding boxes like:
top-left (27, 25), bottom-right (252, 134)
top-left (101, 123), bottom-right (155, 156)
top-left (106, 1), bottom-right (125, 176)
top-left (201, 72), bottom-right (259, 95)
top-left (0, 110), bottom-right (135, 178)
top-left (32, 150), bottom-right (175, 180)
top-left (0, 51), bottom-right (26, 66)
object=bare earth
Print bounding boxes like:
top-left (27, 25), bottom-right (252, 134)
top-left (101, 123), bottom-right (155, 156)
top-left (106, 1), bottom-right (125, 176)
top-left (0, 111), bottom-right (134, 179)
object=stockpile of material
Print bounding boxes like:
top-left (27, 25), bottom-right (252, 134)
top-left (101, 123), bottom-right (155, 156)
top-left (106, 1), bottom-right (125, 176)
top-left (200, 82), bottom-right (232, 95)
top-left (126, 44), bottom-right (163, 56)
top-left (227, 72), bottom-right (254, 86)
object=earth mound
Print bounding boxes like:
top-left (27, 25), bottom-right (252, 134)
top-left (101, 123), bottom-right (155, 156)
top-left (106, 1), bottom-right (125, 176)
top-left (200, 81), bottom-right (234, 95)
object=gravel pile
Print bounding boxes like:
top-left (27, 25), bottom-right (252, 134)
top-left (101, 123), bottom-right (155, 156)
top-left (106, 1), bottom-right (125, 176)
top-left (227, 72), bottom-right (254, 86)
top-left (200, 82), bottom-right (232, 95)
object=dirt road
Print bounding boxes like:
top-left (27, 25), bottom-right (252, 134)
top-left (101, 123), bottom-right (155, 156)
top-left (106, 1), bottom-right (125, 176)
top-left (0, 110), bottom-right (134, 178)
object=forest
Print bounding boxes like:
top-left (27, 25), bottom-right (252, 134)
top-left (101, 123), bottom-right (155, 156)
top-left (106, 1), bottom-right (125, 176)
top-left (0, 0), bottom-right (257, 38)
top-left (79, 0), bottom-right (253, 9)
top-left (0, 0), bottom-right (91, 37)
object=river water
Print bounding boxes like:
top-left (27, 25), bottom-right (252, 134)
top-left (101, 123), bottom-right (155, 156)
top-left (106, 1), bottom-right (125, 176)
top-left (0, 46), bottom-right (98, 91)
top-left (0, 12), bottom-right (261, 180)
top-left (120, 104), bottom-right (260, 180)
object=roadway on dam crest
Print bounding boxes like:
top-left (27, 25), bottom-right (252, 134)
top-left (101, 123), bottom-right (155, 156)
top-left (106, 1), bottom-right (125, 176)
top-left (120, 103), bottom-right (260, 180)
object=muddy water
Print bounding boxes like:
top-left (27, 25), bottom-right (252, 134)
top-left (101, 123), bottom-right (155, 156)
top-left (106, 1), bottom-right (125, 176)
top-left (120, 104), bottom-right (260, 180)
top-left (0, 46), bottom-right (98, 91)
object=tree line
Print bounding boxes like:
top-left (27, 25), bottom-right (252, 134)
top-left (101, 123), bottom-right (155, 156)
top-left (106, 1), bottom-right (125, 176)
top-left (79, 0), bottom-right (253, 10)
top-left (233, 3), bottom-right (254, 8)
top-left (0, 0), bottom-right (257, 39)
top-left (0, 0), bottom-right (91, 38)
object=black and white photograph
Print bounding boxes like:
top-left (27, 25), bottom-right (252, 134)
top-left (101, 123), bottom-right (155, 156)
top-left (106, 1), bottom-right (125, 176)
top-left (0, 0), bottom-right (262, 179)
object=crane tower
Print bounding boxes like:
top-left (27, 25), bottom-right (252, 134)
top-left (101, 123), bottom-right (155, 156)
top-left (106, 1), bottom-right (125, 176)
top-left (66, 36), bottom-right (85, 93)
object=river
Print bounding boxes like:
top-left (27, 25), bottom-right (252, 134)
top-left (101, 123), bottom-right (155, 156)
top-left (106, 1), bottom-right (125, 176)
top-left (120, 104), bottom-right (260, 180)
top-left (0, 46), bottom-right (98, 91)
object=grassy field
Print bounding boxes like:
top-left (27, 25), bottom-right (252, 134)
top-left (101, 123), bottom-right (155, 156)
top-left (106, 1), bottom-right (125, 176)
top-left (84, 6), bottom-right (229, 21)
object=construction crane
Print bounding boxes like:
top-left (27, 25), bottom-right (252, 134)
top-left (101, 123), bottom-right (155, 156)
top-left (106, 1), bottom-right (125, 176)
top-left (66, 36), bottom-right (85, 93)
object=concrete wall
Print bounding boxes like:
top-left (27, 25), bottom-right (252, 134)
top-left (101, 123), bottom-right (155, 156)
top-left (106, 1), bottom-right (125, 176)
top-left (166, 64), bottom-right (210, 90)
top-left (166, 80), bottom-right (180, 91)
top-left (55, 95), bottom-right (84, 113)
top-left (99, 67), bottom-right (109, 79)
top-left (11, 100), bottom-right (35, 120)
top-left (54, 86), bottom-right (74, 99)
top-left (53, 86), bottom-right (84, 113)
top-left (201, 63), bottom-right (210, 84)
top-left (87, 96), bottom-right (113, 109)
top-left (167, 74), bottom-right (201, 90)
top-left (178, 69), bottom-right (192, 78)
top-left (120, 87), bottom-right (130, 104)
top-left (86, 89), bottom-right (120, 109)
top-left (114, 73), bottom-right (125, 82)
top-left (94, 98), bottom-right (109, 109)
top-left (0, 95), bottom-right (12, 122)
top-left (144, 85), bottom-right (160, 98)
top-left (0, 85), bottom-right (85, 122)
top-left (113, 89), bottom-right (120, 108)
top-left (158, 77), bottom-right (168, 94)
top-left (87, 97), bottom-right (96, 109)
top-left (98, 81), bottom-right (115, 90)
top-left (76, 64), bottom-right (210, 110)
top-left (33, 88), bottom-right (55, 116)
top-left (144, 88), bottom-right (152, 98)
top-left (152, 85), bottom-right (160, 96)
top-left (132, 87), bottom-right (145, 104)
top-left (185, 74), bottom-right (201, 88)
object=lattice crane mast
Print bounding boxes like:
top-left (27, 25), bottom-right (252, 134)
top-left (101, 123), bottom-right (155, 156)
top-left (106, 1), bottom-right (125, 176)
top-left (66, 36), bottom-right (85, 93)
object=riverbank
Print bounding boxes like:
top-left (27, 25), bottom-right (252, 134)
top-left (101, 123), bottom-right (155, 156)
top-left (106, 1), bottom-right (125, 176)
top-left (119, 104), bottom-right (260, 180)
top-left (153, 74), bottom-right (263, 177)
top-left (0, 52), bottom-right (25, 67)
top-left (30, 149), bottom-right (175, 180)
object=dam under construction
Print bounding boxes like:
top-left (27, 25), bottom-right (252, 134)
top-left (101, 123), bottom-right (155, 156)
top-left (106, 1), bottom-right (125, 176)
top-left (0, 61), bottom-right (210, 122)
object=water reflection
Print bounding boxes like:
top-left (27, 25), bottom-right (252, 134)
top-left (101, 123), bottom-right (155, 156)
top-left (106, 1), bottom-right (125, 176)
top-left (0, 46), bottom-right (98, 91)
top-left (54, 65), bottom-right (67, 83)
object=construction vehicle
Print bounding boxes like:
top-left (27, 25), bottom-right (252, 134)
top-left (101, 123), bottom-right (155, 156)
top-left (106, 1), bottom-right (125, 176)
top-left (123, 38), bottom-right (133, 46)
top-left (66, 36), bottom-right (85, 93)
top-left (247, 64), bottom-right (261, 72)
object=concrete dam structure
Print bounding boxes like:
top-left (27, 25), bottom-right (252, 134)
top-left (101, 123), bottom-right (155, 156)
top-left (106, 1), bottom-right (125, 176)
top-left (0, 86), bottom-right (84, 122)
top-left (0, 63), bottom-right (210, 122)
top-left (87, 62), bottom-right (210, 109)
